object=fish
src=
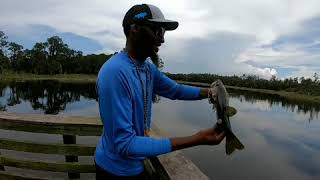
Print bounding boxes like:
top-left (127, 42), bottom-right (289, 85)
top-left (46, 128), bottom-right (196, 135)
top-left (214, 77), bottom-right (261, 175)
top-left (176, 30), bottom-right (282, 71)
top-left (209, 79), bottom-right (244, 155)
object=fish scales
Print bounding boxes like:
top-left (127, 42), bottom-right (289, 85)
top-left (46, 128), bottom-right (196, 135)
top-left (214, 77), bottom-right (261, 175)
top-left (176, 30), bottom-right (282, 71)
top-left (209, 79), bottom-right (244, 155)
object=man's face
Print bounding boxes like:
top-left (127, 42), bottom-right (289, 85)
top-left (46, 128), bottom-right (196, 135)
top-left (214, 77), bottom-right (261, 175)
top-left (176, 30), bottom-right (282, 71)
top-left (130, 23), bottom-right (165, 61)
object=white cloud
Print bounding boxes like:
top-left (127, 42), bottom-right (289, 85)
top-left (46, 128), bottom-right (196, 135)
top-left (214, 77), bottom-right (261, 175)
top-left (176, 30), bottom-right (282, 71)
top-left (159, 32), bottom-right (278, 79)
top-left (246, 65), bottom-right (278, 79)
top-left (287, 67), bottom-right (319, 79)
top-left (1, 0), bottom-right (320, 78)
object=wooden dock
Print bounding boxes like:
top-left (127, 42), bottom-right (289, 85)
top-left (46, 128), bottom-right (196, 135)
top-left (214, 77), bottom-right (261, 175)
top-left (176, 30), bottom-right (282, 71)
top-left (0, 112), bottom-right (209, 180)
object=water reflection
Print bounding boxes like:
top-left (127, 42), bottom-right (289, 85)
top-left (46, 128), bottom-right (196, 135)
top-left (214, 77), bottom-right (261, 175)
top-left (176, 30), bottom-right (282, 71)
top-left (152, 97), bottom-right (320, 180)
top-left (0, 81), bottom-right (319, 120)
top-left (0, 80), bottom-right (97, 114)
top-left (0, 80), bottom-right (319, 180)
top-left (228, 89), bottom-right (320, 122)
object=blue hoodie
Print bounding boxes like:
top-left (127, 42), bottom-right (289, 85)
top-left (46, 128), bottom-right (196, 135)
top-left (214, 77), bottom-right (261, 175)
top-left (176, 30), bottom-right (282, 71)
top-left (95, 51), bottom-right (201, 176)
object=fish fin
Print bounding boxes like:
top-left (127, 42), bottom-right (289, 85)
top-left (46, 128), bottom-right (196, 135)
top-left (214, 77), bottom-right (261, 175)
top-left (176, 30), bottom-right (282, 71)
top-left (226, 132), bottom-right (245, 155)
top-left (226, 106), bottom-right (237, 117)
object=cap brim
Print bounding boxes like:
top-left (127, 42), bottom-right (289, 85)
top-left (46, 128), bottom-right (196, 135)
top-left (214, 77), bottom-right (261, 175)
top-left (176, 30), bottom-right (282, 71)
top-left (147, 19), bottom-right (179, 31)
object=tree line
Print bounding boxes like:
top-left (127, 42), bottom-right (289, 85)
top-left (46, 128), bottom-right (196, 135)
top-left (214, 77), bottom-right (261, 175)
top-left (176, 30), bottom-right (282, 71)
top-left (0, 31), bottom-right (112, 74)
top-left (1, 30), bottom-right (319, 96)
top-left (166, 73), bottom-right (320, 96)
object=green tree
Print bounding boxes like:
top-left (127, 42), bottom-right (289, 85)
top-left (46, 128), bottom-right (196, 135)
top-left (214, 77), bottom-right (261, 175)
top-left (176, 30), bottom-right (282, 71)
top-left (8, 42), bottom-right (24, 71)
top-left (0, 31), bottom-right (9, 72)
top-left (47, 36), bottom-right (64, 59)
top-left (0, 31), bottom-right (8, 55)
top-left (31, 42), bottom-right (48, 74)
top-left (0, 56), bottom-right (10, 73)
top-left (313, 73), bottom-right (319, 83)
top-left (19, 49), bottom-right (33, 73)
top-left (46, 36), bottom-right (72, 73)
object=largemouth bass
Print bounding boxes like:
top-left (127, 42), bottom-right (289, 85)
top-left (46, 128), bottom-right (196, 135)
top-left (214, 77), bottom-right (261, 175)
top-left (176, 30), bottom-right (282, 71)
top-left (209, 80), bottom-right (244, 155)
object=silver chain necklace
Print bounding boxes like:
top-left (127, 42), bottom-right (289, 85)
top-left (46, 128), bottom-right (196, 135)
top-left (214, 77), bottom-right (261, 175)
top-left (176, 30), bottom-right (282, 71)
top-left (124, 50), bottom-right (150, 135)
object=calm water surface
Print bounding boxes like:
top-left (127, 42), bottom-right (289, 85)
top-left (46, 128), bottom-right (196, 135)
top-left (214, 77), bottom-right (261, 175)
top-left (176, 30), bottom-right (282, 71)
top-left (0, 80), bottom-right (319, 180)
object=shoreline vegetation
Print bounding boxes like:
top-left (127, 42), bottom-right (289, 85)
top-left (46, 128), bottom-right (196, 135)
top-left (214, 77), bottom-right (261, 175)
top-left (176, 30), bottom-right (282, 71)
top-left (0, 72), bottom-right (97, 83)
top-left (1, 73), bottom-right (320, 104)
top-left (177, 80), bottom-right (320, 105)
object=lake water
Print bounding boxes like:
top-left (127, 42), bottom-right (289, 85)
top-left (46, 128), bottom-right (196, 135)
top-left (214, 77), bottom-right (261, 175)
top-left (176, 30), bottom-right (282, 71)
top-left (0, 80), bottom-right (319, 180)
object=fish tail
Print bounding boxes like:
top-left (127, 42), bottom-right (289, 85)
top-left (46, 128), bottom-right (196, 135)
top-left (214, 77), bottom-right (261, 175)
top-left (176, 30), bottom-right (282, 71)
top-left (226, 132), bottom-right (245, 155)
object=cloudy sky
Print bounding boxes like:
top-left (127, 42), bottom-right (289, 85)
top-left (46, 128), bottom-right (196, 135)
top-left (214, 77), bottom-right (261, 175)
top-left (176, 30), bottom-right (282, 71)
top-left (1, 0), bottom-right (320, 79)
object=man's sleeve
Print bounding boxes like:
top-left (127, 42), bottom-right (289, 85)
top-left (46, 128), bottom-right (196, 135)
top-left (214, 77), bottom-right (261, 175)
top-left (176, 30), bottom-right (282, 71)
top-left (106, 70), bottom-right (172, 157)
top-left (153, 68), bottom-right (201, 100)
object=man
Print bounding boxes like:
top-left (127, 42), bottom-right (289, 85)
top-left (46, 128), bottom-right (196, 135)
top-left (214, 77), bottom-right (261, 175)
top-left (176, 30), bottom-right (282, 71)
top-left (95, 4), bottom-right (225, 179)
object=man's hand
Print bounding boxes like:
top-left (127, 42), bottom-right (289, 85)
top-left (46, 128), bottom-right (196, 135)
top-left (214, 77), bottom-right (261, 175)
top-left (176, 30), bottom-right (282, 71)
top-left (199, 84), bottom-right (218, 103)
top-left (170, 124), bottom-right (225, 151)
top-left (199, 87), bottom-right (217, 102)
top-left (195, 124), bottom-right (225, 145)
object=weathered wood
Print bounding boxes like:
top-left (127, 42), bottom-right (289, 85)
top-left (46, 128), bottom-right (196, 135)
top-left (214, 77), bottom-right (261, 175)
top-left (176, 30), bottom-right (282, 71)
top-left (0, 138), bottom-right (95, 156)
top-left (0, 171), bottom-right (63, 180)
top-left (148, 157), bottom-right (171, 180)
top-left (63, 135), bottom-right (80, 179)
top-left (0, 151), bottom-right (4, 171)
top-left (0, 112), bottom-right (101, 125)
top-left (0, 112), bottom-right (211, 179)
top-left (0, 121), bottom-right (102, 136)
top-left (0, 155), bottom-right (96, 173)
top-left (0, 172), bottom-right (45, 180)
top-left (149, 125), bottom-right (210, 180)
top-left (0, 112), bottom-right (102, 136)
top-left (158, 151), bottom-right (210, 180)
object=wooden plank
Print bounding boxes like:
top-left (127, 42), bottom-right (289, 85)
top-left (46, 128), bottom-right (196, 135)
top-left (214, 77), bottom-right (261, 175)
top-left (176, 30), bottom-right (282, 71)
top-left (0, 151), bottom-right (4, 171)
top-left (149, 125), bottom-right (210, 180)
top-left (147, 158), bottom-right (171, 180)
top-left (0, 138), bottom-right (95, 156)
top-left (0, 155), bottom-right (96, 173)
top-left (63, 135), bottom-right (80, 178)
top-left (158, 151), bottom-right (210, 180)
top-left (0, 171), bottom-right (59, 180)
top-left (0, 120), bottom-right (102, 136)
top-left (0, 172), bottom-right (46, 180)
top-left (0, 112), bottom-right (102, 126)
top-left (0, 112), bottom-right (210, 179)
top-left (0, 113), bottom-right (102, 136)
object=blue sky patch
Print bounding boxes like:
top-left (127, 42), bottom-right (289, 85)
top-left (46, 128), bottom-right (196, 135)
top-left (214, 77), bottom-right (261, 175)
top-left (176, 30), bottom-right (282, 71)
top-left (4, 24), bottom-right (103, 55)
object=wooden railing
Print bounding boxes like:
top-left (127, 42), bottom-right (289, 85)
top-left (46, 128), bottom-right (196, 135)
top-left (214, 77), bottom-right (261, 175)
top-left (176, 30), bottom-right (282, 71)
top-left (0, 112), bottom-right (209, 180)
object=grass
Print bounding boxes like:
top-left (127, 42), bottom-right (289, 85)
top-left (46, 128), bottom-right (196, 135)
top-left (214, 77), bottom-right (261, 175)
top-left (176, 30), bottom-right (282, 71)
top-left (226, 85), bottom-right (320, 104)
top-left (0, 72), bottom-right (96, 83)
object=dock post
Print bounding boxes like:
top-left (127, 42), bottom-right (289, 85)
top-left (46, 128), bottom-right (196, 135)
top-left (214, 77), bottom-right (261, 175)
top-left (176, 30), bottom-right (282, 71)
top-left (63, 135), bottom-right (80, 179)
top-left (0, 152), bottom-right (4, 171)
